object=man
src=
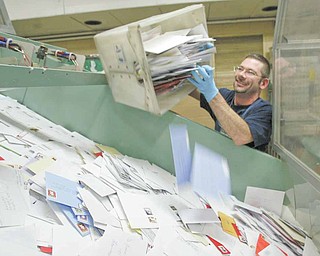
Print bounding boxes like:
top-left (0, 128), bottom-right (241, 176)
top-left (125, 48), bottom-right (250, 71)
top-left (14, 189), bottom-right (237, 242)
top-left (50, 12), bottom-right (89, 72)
top-left (188, 53), bottom-right (272, 152)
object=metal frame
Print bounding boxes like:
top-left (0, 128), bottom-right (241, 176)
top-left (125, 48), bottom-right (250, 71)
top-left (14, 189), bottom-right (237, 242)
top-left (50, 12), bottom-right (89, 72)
top-left (272, 0), bottom-right (320, 192)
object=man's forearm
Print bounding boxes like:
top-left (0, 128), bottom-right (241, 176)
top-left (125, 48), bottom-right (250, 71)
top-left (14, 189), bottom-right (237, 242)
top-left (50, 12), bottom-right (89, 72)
top-left (208, 93), bottom-right (253, 145)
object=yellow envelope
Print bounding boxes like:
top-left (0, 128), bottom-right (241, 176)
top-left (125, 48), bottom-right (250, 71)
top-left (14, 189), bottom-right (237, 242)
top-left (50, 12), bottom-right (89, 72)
top-left (94, 143), bottom-right (122, 156)
top-left (218, 211), bottom-right (238, 237)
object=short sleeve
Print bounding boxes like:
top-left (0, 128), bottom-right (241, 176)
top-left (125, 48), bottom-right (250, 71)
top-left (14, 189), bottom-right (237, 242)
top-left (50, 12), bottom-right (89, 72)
top-left (244, 102), bottom-right (272, 150)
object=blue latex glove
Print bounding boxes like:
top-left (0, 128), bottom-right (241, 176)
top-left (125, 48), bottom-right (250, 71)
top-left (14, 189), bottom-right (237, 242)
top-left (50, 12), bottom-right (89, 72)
top-left (188, 65), bottom-right (218, 102)
top-left (198, 42), bottom-right (214, 51)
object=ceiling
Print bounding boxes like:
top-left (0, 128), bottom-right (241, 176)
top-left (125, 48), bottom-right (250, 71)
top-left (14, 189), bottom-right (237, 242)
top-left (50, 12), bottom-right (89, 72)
top-left (3, 0), bottom-right (278, 40)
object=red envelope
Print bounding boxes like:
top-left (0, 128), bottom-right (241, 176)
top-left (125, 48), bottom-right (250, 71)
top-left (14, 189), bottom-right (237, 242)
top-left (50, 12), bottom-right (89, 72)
top-left (256, 234), bottom-right (288, 256)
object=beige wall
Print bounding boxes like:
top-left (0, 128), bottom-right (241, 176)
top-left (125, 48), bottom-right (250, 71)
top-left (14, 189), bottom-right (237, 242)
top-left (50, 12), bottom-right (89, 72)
top-left (45, 20), bottom-right (275, 128)
top-left (48, 39), bottom-right (98, 55)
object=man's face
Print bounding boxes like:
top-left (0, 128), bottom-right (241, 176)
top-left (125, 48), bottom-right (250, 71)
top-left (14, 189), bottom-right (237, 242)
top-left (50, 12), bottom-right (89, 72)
top-left (233, 58), bottom-right (265, 96)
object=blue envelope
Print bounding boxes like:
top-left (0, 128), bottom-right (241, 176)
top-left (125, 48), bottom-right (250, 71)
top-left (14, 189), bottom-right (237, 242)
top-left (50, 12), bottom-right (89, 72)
top-left (45, 171), bottom-right (83, 208)
top-left (58, 203), bottom-right (90, 237)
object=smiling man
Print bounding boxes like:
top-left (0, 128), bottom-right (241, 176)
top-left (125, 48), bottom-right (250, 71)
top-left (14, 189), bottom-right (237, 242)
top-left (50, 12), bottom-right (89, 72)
top-left (189, 53), bottom-right (272, 152)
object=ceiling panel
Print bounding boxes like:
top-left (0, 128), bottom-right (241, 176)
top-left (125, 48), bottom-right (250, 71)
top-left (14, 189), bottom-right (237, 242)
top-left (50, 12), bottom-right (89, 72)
top-left (250, 0), bottom-right (278, 17)
top-left (10, 0), bottom-right (278, 39)
top-left (159, 3), bottom-right (211, 19)
top-left (109, 6), bottom-right (163, 25)
top-left (207, 0), bottom-right (278, 21)
top-left (13, 16), bottom-right (92, 38)
top-left (71, 11), bottom-right (124, 30)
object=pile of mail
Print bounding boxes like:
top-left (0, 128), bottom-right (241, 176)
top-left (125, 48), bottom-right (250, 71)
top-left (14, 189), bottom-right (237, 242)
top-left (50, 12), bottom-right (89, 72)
top-left (142, 24), bottom-right (216, 95)
top-left (0, 94), bottom-right (318, 256)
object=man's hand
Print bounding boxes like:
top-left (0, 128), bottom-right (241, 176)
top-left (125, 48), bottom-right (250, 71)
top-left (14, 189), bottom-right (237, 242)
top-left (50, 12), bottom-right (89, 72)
top-left (188, 65), bottom-right (218, 102)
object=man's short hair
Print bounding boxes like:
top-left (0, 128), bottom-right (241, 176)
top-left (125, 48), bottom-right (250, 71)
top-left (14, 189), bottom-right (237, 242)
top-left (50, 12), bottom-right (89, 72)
top-left (245, 53), bottom-right (271, 78)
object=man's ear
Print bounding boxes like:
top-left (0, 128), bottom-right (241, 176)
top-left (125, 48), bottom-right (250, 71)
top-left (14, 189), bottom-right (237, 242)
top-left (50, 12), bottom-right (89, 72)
top-left (259, 78), bottom-right (269, 90)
